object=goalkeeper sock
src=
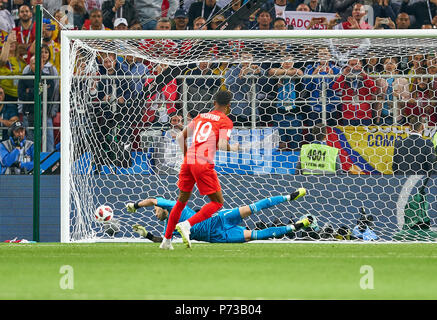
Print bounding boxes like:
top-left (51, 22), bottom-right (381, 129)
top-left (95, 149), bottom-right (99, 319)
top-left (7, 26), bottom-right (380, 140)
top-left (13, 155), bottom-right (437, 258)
top-left (187, 201), bottom-right (223, 227)
top-left (249, 196), bottom-right (287, 214)
top-left (250, 226), bottom-right (292, 241)
top-left (164, 200), bottom-right (187, 239)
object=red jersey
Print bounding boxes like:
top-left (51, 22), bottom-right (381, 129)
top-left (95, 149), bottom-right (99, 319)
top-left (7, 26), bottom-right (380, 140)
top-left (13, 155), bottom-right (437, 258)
top-left (185, 110), bottom-right (233, 165)
top-left (12, 24), bottom-right (35, 47)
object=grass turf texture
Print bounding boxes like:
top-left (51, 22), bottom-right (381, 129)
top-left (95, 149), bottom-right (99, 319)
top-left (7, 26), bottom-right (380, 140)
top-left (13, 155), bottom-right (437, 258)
top-left (1, 242), bottom-right (436, 300)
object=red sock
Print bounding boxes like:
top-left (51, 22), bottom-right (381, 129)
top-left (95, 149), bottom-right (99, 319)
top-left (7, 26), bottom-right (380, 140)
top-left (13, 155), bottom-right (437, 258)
top-left (164, 200), bottom-right (187, 239)
top-left (187, 201), bottom-right (223, 227)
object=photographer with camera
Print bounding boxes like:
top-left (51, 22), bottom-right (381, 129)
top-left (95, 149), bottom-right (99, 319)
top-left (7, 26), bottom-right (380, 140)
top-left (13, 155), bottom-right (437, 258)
top-left (0, 120), bottom-right (34, 174)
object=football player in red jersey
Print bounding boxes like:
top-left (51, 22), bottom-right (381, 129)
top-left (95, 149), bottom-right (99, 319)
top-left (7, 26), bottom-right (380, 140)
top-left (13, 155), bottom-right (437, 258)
top-left (160, 90), bottom-right (239, 249)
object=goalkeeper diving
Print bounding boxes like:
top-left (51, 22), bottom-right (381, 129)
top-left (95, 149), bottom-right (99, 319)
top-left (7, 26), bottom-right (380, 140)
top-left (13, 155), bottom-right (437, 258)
top-left (126, 187), bottom-right (312, 246)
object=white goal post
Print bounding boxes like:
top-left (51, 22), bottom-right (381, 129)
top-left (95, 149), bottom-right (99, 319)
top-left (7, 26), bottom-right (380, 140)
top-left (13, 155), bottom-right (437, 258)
top-left (61, 29), bottom-right (437, 243)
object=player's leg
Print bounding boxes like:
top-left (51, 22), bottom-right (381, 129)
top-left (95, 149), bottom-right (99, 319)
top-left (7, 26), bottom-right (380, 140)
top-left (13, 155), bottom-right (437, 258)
top-left (163, 190), bottom-right (192, 239)
top-left (239, 187), bottom-right (307, 219)
top-left (160, 164), bottom-right (195, 249)
top-left (187, 190), bottom-right (224, 227)
top-left (245, 215), bottom-right (314, 241)
top-left (176, 190), bottom-right (223, 248)
top-left (176, 165), bottom-right (224, 248)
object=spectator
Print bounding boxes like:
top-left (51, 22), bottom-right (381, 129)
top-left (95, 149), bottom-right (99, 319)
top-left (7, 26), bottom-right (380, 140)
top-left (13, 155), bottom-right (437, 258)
top-left (188, 0), bottom-right (221, 30)
top-left (432, 14), bottom-right (437, 28)
top-left (129, 20), bottom-right (143, 30)
top-left (135, 0), bottom-right (178, 30)
top-left (266, 0), bottom-right (304, 20)
top-left (269, 54), bottom-right (305, 150)
top-left (303, 47), bottom-right (341, 127)
top-left (308, 0), bottom-right (334, 12)
top-left (68, 0), bottom-right (89, 30)
top-left (400, 0), bottom-right (437, 29)
top-left (0, 32), bottom-right (27, 116)
top-left (53, 9), bottom-right (69, 40)
top-left (372, 0), bottom-right (397, 24)
top-left (0, 1), bottom-right (15, 35)
top-left (421, 23), bottom-right (433, 29)
top-left (142, 63), bottom-right (178, 127)
top-left (273, 17), bottom-right (287, 30)
top-left (82, 8), bottom-right (111, 30)
top-left (332, 58), bottom-right (378, 126)
top-left (102, 0), bottom-right (137, 30)
top-left (333, 0), bottom-right (364, 23)
top-left (155, 17), bottom-right (172, 30)
top-left (333, 3), bottom-right (373, 29)
top-left (224, 51), bottom-right (264, 126)
top-left (426, 53), bottom-right (437, 75)
top-left (395, 12), bottom-right (411, 29)
top-left (2, 0), bottom-right (29, 27)
top-left (0, 86), bottom-right (19, 141)
top-left (18, 55), bottom-right (55, 145)
top-left (39, 45), bottom-right (59, 152)
top-left (295, 3), bottom-right (310, 11)
top-left (85, 0), bottom-right (103, 11)
top-left (364, 56), bottom-right (384, 75)
top-left (172, 9), bottom-right (189, 30)
top-left (374, 57), bottom-right (410, 125)
top-left (0, 120), bottom-right (34, 174)
top-left (373, 16), bottom-right (396, 29)
top-left (404, 75), bottom-right (437, 128)
top-left (91, 52), bottom-right (131, 168)
top-left (407, 53), bottom-right (426, 90)
top-left (295, 122), bottom-right (343, 175)
top-left (12, 4), bottom-right (34, 49)
top-left (138, 19), bottom-right (178, 58)
top-left (184, 61), bottom-right (221, 116)
top-left (118, 55), bottom-right (148, 147)
top-left (212, 61), bottom-right (230, 91)
top-left (392, 115), bottom-right (436, 175)
top-left (113, 17), bottom-right (128, 30)
top-left (44, 0), bottom-right (61, 16)
top-left (156, 111), bottom-right (192, 174)
top-left (254, 9), bottom-right (272, 30)
top-left (192, 16), bottom-right (208, 30)
top-left (210, 14), bottom-right (225, 30)
top-left (40, 43), bottom-right (59, 101)
top-left (120, 55), bottom-right (148, 106)
top-left (223, 0), bottom-right (242, 23)
top-left (28, 21), bottom-right (61, 73)
top-left (258, 41), bottom-right (289, 126)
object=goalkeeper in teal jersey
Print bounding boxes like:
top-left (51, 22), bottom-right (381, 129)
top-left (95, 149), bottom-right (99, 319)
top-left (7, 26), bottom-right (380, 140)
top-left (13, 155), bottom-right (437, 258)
top-left (126, 188), bottom-right (312, 246)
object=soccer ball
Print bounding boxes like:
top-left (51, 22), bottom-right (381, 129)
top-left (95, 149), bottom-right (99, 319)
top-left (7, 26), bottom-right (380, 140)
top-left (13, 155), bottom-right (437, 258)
top-left (95, 205), bottom-right (114, 222)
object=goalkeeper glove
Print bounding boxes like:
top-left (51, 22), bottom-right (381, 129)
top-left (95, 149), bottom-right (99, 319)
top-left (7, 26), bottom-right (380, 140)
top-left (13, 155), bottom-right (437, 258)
top-left (126, 202), bottom-right (138, 213)
top-left (133, 224), bottom-right (148, 238)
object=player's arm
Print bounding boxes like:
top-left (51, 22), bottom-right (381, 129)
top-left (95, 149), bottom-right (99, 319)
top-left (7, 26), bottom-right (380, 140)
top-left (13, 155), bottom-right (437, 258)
top-left (177, 118), bottom-right (197, 156)
top-left (218, 138), bottom-right (239, 152)
top-left (132, 224), bottom-right (163, 242)
top-left (217, 124), bottom-right (239, 152)
top-left (176, 126), bottom-right (189, 156)
top-left (126, 198), bottom-right (158, 213)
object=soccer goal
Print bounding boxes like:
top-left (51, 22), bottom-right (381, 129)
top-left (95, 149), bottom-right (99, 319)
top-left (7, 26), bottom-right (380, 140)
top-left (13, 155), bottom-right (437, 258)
top-left (61, 29), bottom-right (437, 243)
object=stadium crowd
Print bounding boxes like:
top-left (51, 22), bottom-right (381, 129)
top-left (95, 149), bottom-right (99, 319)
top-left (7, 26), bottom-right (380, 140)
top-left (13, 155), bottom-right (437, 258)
top-left (1, 0), bottom-right (437, 174)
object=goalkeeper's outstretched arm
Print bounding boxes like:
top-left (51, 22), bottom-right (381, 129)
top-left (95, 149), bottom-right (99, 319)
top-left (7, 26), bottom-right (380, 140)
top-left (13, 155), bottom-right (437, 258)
top-left (132, 225), bottom-right (163, 243)
top-left (126, 198), bottom-right (158, 213)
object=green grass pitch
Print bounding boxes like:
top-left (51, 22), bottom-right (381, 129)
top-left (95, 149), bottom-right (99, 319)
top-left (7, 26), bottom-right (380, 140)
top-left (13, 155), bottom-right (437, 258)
top-left (1, 242), bottom-right (436, 300)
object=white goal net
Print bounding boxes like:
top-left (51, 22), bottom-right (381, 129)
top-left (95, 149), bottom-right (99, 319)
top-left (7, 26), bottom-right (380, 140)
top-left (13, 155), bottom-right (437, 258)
top-left (61, 30), bottom-right (437, 243)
